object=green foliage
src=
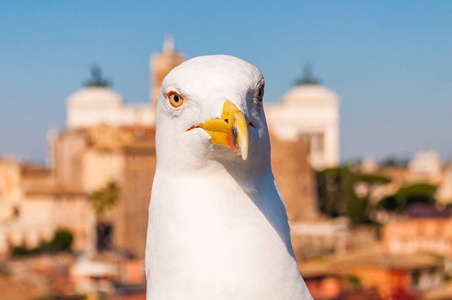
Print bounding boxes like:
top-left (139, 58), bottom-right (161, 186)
top-left (377, 183), bottom-right (436, 211)
top-left (348, 275), bottom-right (362, 288)
top-left (316, 166), bottom-right (439, 225)
top-left (89, 181), bottom-right (119, 217)
top-left (316, 167), bottom-right (353, 217)
top-left (11, 246), bottom-right (28, 256)
top-left (40, 229), bottom-right (73, 252)
top-left (317, 165), bottom-right (438, 224)
top-left (347, 197), bottom-right (369, 226)
top-left (316, 168), bottom-right (393, 226)
top-left (316, 167), bottom-right (372, 226)
top-left (377, 195), bottom-right (398, 211)
top-left (396, 183), bottom-right (436, 208)
top-left (11, 229), bottom-right (73, 257)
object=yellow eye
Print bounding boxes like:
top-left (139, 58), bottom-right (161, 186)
top-left (168, 91), bottom-right (184, 108)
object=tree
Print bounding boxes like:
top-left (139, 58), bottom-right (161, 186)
top-left (396, 183), bottom-right (436, 208)
top-left (316, 167), bottom-right (351, 218)
top-left (377, 183), bottom-right (436, 211)
top-left (356, 174), bottom-right (391, 185)
top-left (89, 181), bottom-right (120, 217)
top-left (376, 195), bottom-right (399, 211)
top-left (316, 168), bottom-right (390, 226)
top-left (11, 229), bottom-right (73, 256)
top-left (316, 167), bottom-right (368, 225)
top-left (50, 229), bottom-right (73, 251)
top-left (346, 196), bottom-right (370, 226)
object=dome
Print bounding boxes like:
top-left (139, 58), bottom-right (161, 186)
top-left (280, 84), bottom-right (339, 107)
top-left (67, 87), bottom-right (123, 108)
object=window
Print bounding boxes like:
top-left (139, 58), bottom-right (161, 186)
top-left (96, 222), bottom-right (114, 252)
top-left (411, 271), bottom-right (420, 288)
top-left (300, 132), bottom-right (325, 158)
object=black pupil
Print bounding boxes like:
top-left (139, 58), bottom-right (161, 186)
top-left (258, 88), bottom-right (263, 97)
top-left (174, 95), bottom-right (179, 102)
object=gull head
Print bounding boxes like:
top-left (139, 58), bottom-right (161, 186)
top-left (155, 55), bottom-right (271, 176)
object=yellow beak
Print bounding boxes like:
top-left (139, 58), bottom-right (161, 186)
top-left (194, 100), bottom-right (249, 160)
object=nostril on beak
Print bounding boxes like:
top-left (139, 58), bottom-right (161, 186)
top-left (248, 122), bottom-right (255, 128)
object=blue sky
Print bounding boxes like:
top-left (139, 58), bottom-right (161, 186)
top-left (1, 1), bottom-right (451, 164)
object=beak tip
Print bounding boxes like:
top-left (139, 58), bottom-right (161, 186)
top-left (239, 142), bottom-right (248, 161)
top-left (241, 152), bottom-right (248, 161)
top-left (197, 100), bottom-right (250, 161)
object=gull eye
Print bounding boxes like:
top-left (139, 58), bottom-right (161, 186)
top-left (168, 91), bottom-right (184, 108)
top-left (257, 84), bottom-right (265, 102)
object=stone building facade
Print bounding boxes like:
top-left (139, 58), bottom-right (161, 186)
top-left (67, 87), bottom-right (154, 130)
top-left (382, 205), bottom-right (452, 258)
top-left (0, 159), bottom-right (94, 255)
top-left (50, 126), bottom-right (156, 259)
top-left (270, 136), bottom-right (318, 221)
top-left (119, 143), bottom-right (156, 257)
top-left (265, 75), bottom-right (340, 170)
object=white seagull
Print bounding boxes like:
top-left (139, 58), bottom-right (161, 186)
top-left (146, 55), bottom-right (313, 299)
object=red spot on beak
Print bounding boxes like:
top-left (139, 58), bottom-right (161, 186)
top-left (187, 125), bottom-right (198, 132)
top-left (226, 135), bottom-right (240, 155)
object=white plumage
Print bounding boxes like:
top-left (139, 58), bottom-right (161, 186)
top-left (145, 55), bottom-right (313, 299)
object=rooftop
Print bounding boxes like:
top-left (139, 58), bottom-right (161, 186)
top-left (409, 203), bottom-right (452, 219)
top-left (280, 84), bottom-right (339, 107)
top-left (67, 87), bottom-right (123, 106)
top-left (332, 251), bottom-right (443, 271)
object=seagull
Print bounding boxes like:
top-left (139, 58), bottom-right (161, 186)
top-left (145, 55), bottom-right (313, 299)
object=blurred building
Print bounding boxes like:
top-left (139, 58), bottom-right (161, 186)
top-left (382, 204), bottom-right (452, 258)
top-left (270, 135), bottom-right (347, 261)
top-left (0, 159), bottom-right (23, 222)
top-left (40, 39), bottom-right (186, 259)
top-left (300, 261), bottom-right (342, 299)
top-left (1, 253), bottom-right (77, 298)
top-left (49, 125), bottom-right (156, 258)
top-left (150, 35), bottom-right (185, 105)
top-left (265, 66), bottom-right (340, 170)
top-left (360, 157), bottom-right (379, 174)
top-left (270, 136), bottom-right (318, 220)
top-left (337, 252), bottom-right (445, 300)
top-left (291, 218), bottom-right (348, 260)
top-left (67, 73), bottom-right (154, 130)
top-left (65, 35), bottom-right (185, 130)
top-left (367, 150), bottom-right (444, 187)
top-left (358, 150), bottom-right (452, 211)
top-left (0, 158), bottom-right (94, 255)
top-left (437, 164), bottom-right (452, 205)
top-left (299, 250), bottom-right (446, 300)
top-left (408, 150), bottom-right (443, 185)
